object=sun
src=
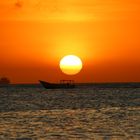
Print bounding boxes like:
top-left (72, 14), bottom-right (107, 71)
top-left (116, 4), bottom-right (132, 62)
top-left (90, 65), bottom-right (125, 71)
top-left (60, 55), bottom-right (83, 75)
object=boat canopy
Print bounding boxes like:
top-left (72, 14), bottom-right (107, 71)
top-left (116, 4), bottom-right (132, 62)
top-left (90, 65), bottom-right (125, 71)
top-left (60, 80), bottom-right (74, 84)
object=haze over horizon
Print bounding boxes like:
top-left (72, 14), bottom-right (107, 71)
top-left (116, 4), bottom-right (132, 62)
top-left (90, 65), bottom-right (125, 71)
top-left (0, 0), bottom-right (140, 83)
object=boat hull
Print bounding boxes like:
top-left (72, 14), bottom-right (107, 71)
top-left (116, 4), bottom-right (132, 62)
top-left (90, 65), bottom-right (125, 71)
top-left (39, 80), bottom-right (75, 89)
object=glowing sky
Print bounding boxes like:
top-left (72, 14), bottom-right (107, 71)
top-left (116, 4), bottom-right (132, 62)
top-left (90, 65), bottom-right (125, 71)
top-left (0, 0), bottom-right (140, 83)
top-left (1, 0), bottom-right (140, 21)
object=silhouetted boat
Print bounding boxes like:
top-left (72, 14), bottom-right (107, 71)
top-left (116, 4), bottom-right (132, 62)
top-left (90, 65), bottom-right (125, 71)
top-left (39, 80), bottom-right (75, 89)
top-left (0, 77), bottom-right (10, 85)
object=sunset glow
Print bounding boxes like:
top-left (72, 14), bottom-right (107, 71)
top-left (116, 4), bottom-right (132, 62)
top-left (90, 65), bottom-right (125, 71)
top-left (0, 0), bottom-right (140, 83)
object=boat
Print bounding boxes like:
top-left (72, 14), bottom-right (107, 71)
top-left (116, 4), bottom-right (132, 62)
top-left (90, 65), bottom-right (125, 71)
top-left (0, 77), bottom-right (10, 86)
top-left (39, 80), bottom-right (75, 89)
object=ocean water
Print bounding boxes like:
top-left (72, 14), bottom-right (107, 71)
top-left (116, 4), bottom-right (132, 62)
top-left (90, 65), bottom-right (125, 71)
top-left (0, 84), bottom-right (140, 140)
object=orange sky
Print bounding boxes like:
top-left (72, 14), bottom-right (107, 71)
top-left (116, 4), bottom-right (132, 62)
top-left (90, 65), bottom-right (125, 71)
top-left (0, 0), bottom-right (140, 83)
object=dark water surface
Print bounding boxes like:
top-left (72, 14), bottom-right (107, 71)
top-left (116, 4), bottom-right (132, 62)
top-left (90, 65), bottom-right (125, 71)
top-left (0, 85), bottom-right (140, 139)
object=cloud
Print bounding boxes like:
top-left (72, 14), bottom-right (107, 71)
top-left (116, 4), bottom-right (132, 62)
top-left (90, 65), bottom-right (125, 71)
top-left (14, 0), bottom-right (23, 8)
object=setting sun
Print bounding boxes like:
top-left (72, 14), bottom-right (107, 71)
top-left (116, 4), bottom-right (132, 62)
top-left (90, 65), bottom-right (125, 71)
top-left (60, 55), bottom-right (83, 75)
top-left (0, 0), bottom-right (140, 83)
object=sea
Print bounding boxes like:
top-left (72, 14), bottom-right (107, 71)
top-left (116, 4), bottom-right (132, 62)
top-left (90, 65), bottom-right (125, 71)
top-left (0, 83), bottom-right (140, 140)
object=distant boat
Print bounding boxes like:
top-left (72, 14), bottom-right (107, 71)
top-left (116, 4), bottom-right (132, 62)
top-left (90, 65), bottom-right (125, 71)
top-left (39, 80), bottom-right (75, 89)
top-left (0, 77), bottom-right (10, 85)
